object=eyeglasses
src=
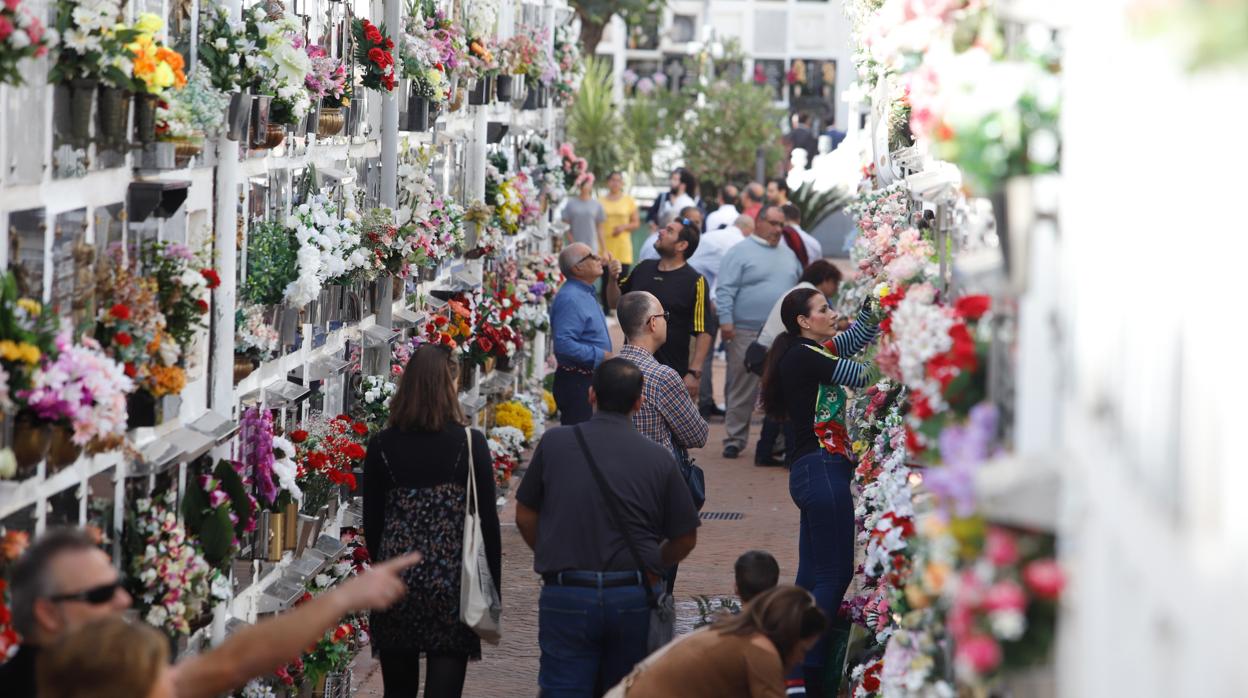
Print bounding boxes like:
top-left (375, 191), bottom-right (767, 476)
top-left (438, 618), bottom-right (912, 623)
top-left (574, 251), bottom-right (600, 267)
top-left (764, 217), bottom-right (786, 226)
top-left (48, 580), bottom-right (122, 605)
top-left (647, 311), bottom-right (670, 323)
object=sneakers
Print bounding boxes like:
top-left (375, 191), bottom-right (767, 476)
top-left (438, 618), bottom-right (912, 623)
top-left (700, 403), bottom-right (726, 419)
top-left (753, 455), bottom-right (784, 467)
top-left (722, 444), bottom-right (741, 459)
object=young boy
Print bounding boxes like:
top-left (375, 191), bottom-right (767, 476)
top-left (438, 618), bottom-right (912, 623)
top-left (734, 550), bottom-right (780, 603)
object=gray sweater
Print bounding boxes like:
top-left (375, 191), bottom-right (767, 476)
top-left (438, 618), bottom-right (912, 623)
top-left (714, 236), bottom-right (802, 331)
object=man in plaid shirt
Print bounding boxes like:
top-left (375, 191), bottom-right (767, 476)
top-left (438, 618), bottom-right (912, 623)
top-left (615, 291), bottom-right (708, 454)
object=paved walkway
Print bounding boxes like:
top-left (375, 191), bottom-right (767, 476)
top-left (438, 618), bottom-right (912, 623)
top-left (354, 351), bottom-right (802, 696)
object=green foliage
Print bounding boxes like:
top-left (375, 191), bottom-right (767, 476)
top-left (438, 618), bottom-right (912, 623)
top-left (790, 181), bottom-right (855, 232)
top-left (620, 96), bottom-right (661, 179)
top-left (677, 81), bottom-right (784, 183)
top-left (571, 0), bottom-right (666, 56)
top-left (243, 220), bottom-right (299, 305)
top-left (183, 460), bottom-right (255, 569)
top-left (566, 58), bottom-right (623, 178)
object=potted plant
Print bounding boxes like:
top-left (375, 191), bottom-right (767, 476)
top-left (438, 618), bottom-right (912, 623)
top-left (198, 5), bottom-right (257, 142)
top-left (0, 273), bottom-right (58, 477)
top-left (127, 13), bottom-right (187, 144)
top-left (50, 0), bottom-right (139, 145)
top-left (305, 42), bottom-right (348, 138)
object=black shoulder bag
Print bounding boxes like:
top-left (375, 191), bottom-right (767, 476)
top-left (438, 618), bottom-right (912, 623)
top-left (573, 426), bottom-right (675, 652)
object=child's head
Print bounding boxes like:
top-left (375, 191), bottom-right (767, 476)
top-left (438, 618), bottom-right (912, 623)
top-left (734, 550), bottom-right (781, 603)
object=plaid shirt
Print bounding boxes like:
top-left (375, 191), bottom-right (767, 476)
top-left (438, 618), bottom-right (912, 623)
top-left (618, 344), bottom-right (708, 454)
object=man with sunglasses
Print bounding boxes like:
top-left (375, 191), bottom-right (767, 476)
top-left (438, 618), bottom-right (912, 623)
top-left (551, 242), bottom-right (615, 425)
top-left (4, 527), bottom-right (421, 698)
top-left (605, 215), bottom-right (712, 400)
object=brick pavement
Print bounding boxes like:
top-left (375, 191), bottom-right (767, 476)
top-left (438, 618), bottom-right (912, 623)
top-left (354, 343), bottom-right (802, 697)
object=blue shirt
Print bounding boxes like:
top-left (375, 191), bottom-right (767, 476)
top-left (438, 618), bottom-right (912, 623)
top-left (715, 236), bottom-right (802, 330)
top-left (550, 278), bottom-right (611, 368)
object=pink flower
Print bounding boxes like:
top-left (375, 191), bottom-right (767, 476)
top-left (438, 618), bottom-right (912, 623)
top-left (982, 581), bottom-right (1027, 613)
top-left (1023, 559), bottom-right (1065, 600)
top-left (0, 16), bottom-right (12, 40)
top-left (956, 634), bottom-right (1002, 675)
top-left (984, 527), bottom-right (1018, 566)
top-left (2, 0), bottom-right (16, 11)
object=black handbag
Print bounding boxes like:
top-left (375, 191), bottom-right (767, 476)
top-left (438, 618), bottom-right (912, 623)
top-left (573, 426), bottom-right (676, 652)
top-left (744, 340), bottom-right (768, 376)
top-left (674, 447), bottom-right (706, 511)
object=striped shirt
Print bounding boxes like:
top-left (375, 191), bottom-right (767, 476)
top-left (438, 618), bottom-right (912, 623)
top-left (618, 344), bottom-right (709, 454)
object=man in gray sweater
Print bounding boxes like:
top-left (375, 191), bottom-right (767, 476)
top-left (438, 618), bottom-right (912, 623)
top-left (714, 205), bottom-right (803, 458)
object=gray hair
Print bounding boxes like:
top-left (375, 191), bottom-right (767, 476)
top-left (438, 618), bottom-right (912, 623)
top-left (618, 292), bottom-right (659, 341)
top-left (558, 244), bottom-right (589, 277)
top-left (9, 528), bottom-right (98, 636)
top-left (735, 215), bottom-right (755, 233)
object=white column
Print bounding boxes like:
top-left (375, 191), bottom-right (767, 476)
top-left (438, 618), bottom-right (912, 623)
top-left (210, 0), bottom-right (243, 416)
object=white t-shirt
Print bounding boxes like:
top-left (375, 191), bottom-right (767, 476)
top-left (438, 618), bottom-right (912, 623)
top-left (688, 225), bottom-right (747, 294)
top-left (794, 225), bottom-right (823, 262)
top-left (658, 193), bottom-right (696, 227)
top-left (705, 204), bottom-right (740, 232)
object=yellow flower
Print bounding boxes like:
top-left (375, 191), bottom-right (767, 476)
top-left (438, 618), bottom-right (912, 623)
top-left (852, 440), bottom-right (868, 455)
top-left (0, 340), bottom-right (20, 362)
top-left (874, 283), bottom-right (890, 299)
top-left (152, 62), bottom-right (175, 90)
top-left (17, 343), bottom-right (40, 365)
top-left (135, 12), bottom-right (163, 35)
top-left (543, 390), bottom-right (556, 417)
top-left (341, 97), bottom-right (351, 107)
top-left (16, 298), bottom-right (41, 316)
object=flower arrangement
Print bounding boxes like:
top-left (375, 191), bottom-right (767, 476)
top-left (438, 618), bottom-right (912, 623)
top-left (235, 304), bottom-right (280, 361)
top-left (0, 272), bottom-right (59, 414)
top-left (156, 66), bottom-right (230, 142)
top-left (143, 240), bottom-right (215, 367)
top-left (417, 309), bottom-right (470, 351)
top-left (197, 5), bottom-right (253, 92)
top-left (285, 194), bottom-right (367, 307)
top-left (356, 375), bottom-right (396, 431)
top-left (518, 137), bottom-right (565, 205)
top-left (492, 400), bottom-right (533, 441)
top-left (20, 334), bottom-right (132, 447)
top-left (402, 16), bottom-right (450, 104)
top-left (128, 13), bottom-right (186, 95)
top-left (241, 406), bottom-right (301, 510)
top-left (486, 425), bottom-right (524, 489)
top-left (558, 142), bottom-right (589, 190)
top-left (126, 491), bottom-right (226, 636)
top-left (51, 0), bottom-right (136, 87)
top-left (464, 291), bottom-right (520, 366)
top-left (305, 41), bottom-right (347, 104)
top-left (243, 220), bottom-right (300, 306)
top-left (290, 414), bottom-right (368, 515)
top-left (353, 18), bottom-right (396, 92)
top-left (92, 244), bottom-right (167, 387)
top-left (518, 253), bottom-right (561, 304)
top-left (550, 25), bottom-right (582, 103)
top-left (0, 0), bottom-right (53, 86)
top-left (182, 459), bottom-right (258, 569)
top-left (246, 7), bottom-right (313, 124)
top-left (501, 28), bottom-right (548, 83)
top-left (299, 553), bottom-right (368, 684)
top-left (542, 389), bottom-right (556, 418)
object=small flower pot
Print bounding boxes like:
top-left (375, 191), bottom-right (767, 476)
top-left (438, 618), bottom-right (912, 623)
top-left (133, 93), bottom-right (159, 144)
top-left (96, 85), bottom-right (131, 146)
top-left (67, 78), bottom-right (97, 144)
top-left (46, 422), bottom-right (82, 472)
top-left (467, 75), bottom-right (492, 105)
top-left (126, 388), bottom-right (158, 429)
top-left (405, 94), bottom-right (431, 132)
top-left (283, 500), bottom-right (299, 550)
top-left (226, 91), bottom-right (252, 141)
top-left (11, 413), bottom-right (49, 479)
top-left (495, 74), bottom-right (513, 102)
top-left (317, 106), bottom-right (344, 138)
top-left (262, 121), bottom-right (286, 149)
top-left (521, 82), bottom-right (540, 111)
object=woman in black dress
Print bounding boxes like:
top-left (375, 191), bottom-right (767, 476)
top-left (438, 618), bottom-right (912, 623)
top-left (364, 344), bottom-right (502, 697)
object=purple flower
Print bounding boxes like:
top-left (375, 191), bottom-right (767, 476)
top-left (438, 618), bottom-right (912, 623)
top-left (923, 403), bottom-right (998, 517)
top-left (242, 406), bottom-right (277, 505)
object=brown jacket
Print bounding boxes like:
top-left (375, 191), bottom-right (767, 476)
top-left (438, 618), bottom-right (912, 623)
top-left (622, 630), bottom-right (786, 697)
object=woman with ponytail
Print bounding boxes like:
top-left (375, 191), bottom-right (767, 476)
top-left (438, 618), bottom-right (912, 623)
top-left (758, 288), bottom-right (880, 697)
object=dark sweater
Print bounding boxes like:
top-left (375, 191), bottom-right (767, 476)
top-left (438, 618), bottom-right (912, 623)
top-left (363, 424), bottom-right (502, 594)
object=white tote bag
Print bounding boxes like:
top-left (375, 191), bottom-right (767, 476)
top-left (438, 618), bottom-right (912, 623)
top-left (459, 427), bottom-right (502, 644)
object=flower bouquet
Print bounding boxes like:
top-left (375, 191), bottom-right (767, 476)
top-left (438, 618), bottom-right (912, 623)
top-left (0, 529), bottom-right (29, 656)
top-left (486, 425), bottom-right (524, 489)
top-left (128, 13), bottom-right (186, 95)
top-left (0, 0), bottom-right (53, 87)
top-left (290, 414), bottom-right (368, 515)
top-left (353, 18), bottom-right (396, 92)
top-left (550, 25), bottom-right (582, 104)
top-left (20, 334), bottom-right (132, 459)
top-left (285, 194), bottom-right (367, 307)
top-left (0, 272), bottom-right (59, 414)
top-left (197, 5), bottom-right (255, 93)
top-left (182, 459), bottom-right (258, 569)
top-left (355, 375), bottom-right (396, 432)
top-left (155, 66), bottom-right (230, 156)
top-left (125, 491), bottom-right (227, 636)
top-left (93, 244), bottom-right (181, 399)
top-left (143, 240), bottom-right (216, 368)
top-left (245, 7), bottom-right (313, 127)
top-left (491, 400), bottom-right (533, 441)
top-left (402, 20), bottom-right (450, 107)
top-left (235, 303), bottom-right (280, 362)
top-left (51, 0), bottom-right (135, 88)
top-left (558, 142), bottom-right (589, 191)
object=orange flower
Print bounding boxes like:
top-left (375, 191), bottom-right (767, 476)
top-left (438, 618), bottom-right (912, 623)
top-left (148, 364), bottom-right (186, 397)
top-left (1, 530), bottom-right (29, 562)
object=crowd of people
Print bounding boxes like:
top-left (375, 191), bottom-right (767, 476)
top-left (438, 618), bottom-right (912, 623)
top-left (2, 163), bottom-right (878, 698)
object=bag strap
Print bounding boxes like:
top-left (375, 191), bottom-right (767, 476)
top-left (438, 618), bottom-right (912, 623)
top-left (572, 425), bottom-right (659, 609)
top-left (464, 426), bottom-right (477, 516)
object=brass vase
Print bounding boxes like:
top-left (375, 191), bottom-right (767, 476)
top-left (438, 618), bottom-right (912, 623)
top-left (317, 107), bottom-right (344, 138)
top-left (266, 510), bottom-right (285, 561)
top-left (261, 121), bottom-right (286, 149)
top-left (12, 414), bottom-right (49, 479)
top-left (45, 422), bottom-right (82, 472)
top-left (283, 501), bottom-right (298, 550)
top-left (173, 139), bottom-right (203, 162)
top-left (233, 353), bottom-right (256, 385)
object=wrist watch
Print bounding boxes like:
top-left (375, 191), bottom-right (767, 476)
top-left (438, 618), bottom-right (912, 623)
top-left (686, 369), bottom-right (702, 378)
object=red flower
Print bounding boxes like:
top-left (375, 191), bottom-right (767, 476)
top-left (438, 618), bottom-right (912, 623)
top-left (955, 295), bottom-right (991, 320)
top-left (335, 414), bottom-right (352, 423)
top-left (201, 269), bottom-right (221, 289)
top-left (307, 451), bottom-right (329, 469)
top-left (879, 316), bottom-right (892, 334)
top-left (1022, 559), bottom-right (1065, 600)
top-left (114, 331), bottom-right (133, 347)
top-left (196, 299), bottom-right (210, 313)
top-left (364, 23), bottom-right (382, 43)
top-left (332, 623), bottom-right (352, 642)
top-left (862, 661), bottom-right (882, 691)
top-left (123, 362), bottom-right (137, 378)
top-left (343, 442), bottom-right (366, 460)
top-left (290, 429), bottom-right (309, 443)
top-left (352, 422), bottom-right (369, 436)
top-left (476, 336), bottom-right (493, 353)
top-left (905, 427), bottom-right (924, 455)
top-left (109, 303), bottom-right (131, 320)
top-left (880, 285), bottom-right (907, 309)
top-left (383, 38), bottom-right (394, 50)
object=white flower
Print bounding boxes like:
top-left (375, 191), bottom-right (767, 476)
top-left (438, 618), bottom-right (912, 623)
top-left (214, 37), bottom-right (228, 50)
top-left (9, 30), bottom-right (31, 49)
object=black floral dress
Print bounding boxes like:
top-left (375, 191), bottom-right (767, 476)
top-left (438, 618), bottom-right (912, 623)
top-left (364, 425), bottom-right (501, 658)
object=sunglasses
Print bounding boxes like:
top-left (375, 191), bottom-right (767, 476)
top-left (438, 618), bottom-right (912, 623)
top-left (48, 580), bottom-right (122, 605)
top-left (574, 251), bottom-right (600, 267)
top-left (647, 311), bottom-right (670, 323)
top-left (677, 217), bottom-right (694, 228)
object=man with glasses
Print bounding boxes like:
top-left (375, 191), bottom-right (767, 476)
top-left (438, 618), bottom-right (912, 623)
top-left (606, 215), bottom-right (712, 399)
top-left (4, 528), bottom-right (420, 697)
top-left (714, 205), bottom-right (803, 459)
top-left (551, 242), bottom-right (614, 425)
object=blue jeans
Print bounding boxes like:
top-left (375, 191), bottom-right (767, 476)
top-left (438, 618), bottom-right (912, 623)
top-left (538, 573), bottom-right (659, 697)
top-left (788, 449), bottom-right (855, 684)
top-left (553, 369), bottom-right (594, 426)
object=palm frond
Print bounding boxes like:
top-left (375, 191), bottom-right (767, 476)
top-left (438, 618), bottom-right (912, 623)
top-left (567, 58), bottom-right (622, 177)
top-left (790, 181), bottom-right (855, 230)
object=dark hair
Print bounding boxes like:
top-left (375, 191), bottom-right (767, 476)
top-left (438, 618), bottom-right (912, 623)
top-left (712, 585), bottom-right (827, 665)
top-left (10, 528), bottom-right (99, 636)
top-left (755, 204), bottom-right (781, 226)
top-left (39, 615), bottom-right (168, 698)
top-left (677, 168), bottom-right (698, 197)
top-left (720, 184), bottom-right (739, 208)
top-left (388, 343), bottom-right (465, 432)
top-left (800, 259), bottom-right (842, 288)
top-left (592, 358), bottom-right (644, 414)
top-left (607, 170), bottom-right (623, 180)
top-left (795, 111), bottom-right (812, 126)
top-left (767, 177), bottom-right (789, 196)
top-left (760, 288), bottom-right (823, 420)
top-left (735, 550), bottom-right (781, 603)
top-left (618, 292), bottom-right (657, 340)
top-left (781, 203), bottom-right (802, 224)
top-left (672, 217), bottom-right (701, 259)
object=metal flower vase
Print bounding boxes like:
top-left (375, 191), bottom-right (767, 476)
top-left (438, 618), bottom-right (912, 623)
top-left (133, 93), bottom-right (159, 144)
top-left (226, 91), bottom-right (252, 141)
top-left (405, 93), bottom-right (431, 132)
top-left (467, 75), bottom-right (493, 105)
top-left (495, 74), bottom-right (513, 101)
top-left (96, 85), bottom-right (131, 146)
top-left (317, 107), bottom-right (344, 138)
top-left (45, 422), bottom-right (82, 472)
top-left (67, 78), bottom-right (97, 144)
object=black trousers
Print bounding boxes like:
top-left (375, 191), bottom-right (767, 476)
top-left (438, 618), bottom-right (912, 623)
top-left (378, 650), bottom-right (469, 698)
